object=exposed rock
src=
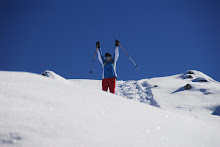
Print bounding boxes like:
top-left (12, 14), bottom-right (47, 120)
top-left (188, 75), bottom-right (193, 79)
top-left (184, 84), bottom-right (192, 90)
top-left (180, 74), bottom-right (193, 79)
top-left (41, 71), bottom-right (49, 76)
top-left (154, 85), bottom-right (158, 87)
top-left (199, 79), bottom-right (208, 82)
top-left (193, 78), bottom-right (208, 82)
top-left (42, 73), bottom-right (47, 76)
top-left (187, 71), bottom-right (194, 74)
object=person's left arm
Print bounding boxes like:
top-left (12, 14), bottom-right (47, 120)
top-left (113, 40), bottom-right (119, 64)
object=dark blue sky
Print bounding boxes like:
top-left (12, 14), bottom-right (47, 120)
top-left (1, 0), bottom-right (219, 81)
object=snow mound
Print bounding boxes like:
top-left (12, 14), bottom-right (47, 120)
top-left (116, 80), bottom-right (160, 107)
top-left (147, 70), bottom-right (220, 121)
top-left (41, 70), bottom-right (69, 83)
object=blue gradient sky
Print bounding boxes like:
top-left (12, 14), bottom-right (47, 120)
top-left (1, 0), bottom-right (219, 81)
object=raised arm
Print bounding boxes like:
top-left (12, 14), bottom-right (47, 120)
top-left (97, 48), bottom-right (105, 66)
top-left (96, 41), bottom-right (104, 66)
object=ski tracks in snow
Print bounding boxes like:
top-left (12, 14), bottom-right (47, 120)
top-left (116, 80), bottom-right (160, 107)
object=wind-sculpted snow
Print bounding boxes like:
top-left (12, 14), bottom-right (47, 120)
top-left (116, 80), bottom-right (160, 107)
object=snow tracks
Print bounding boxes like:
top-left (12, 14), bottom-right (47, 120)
top-left (116, 80), bottom-right (160, 107)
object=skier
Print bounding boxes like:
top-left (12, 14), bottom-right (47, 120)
top-left (96, 40), bottom-right (119, 93)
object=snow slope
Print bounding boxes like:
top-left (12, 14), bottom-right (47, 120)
top-left (0, 70), bottom-right (220, 147)
top-left (74, 70), bottom-right (220, 121)
top-left (147, 70), bottom-right (220, 121)
top-left (116, 70), bottom-right (220, 122)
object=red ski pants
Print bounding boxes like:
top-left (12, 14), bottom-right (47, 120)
top-left (102, 78), bottom-right (116, 93)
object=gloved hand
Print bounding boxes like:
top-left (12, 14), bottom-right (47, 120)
top-left (96, 41), bottom-right (100, 49)
top-left (115, 40), bottom-right (119, 46)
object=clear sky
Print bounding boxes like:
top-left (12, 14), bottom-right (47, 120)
top-left (1, 0), bottom-right (219, 81)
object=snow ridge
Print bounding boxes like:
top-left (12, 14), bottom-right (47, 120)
top-left (148, 70), bottom-right (220, 120)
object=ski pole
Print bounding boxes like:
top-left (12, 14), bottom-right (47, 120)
top-left (90, 48), bottom-right (98, 73)
top-left (90, 41), bottom-right (99, 73)
top-left (119, 43), bottom-right (138, 68)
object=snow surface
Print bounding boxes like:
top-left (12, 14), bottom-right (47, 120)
top-left (147, 70), bottom-right (220, 122)
top-left (0, 70), bottom-right (220, 147)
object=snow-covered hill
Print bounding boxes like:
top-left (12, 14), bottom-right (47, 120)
top-left (0, 70), bottom-right (220, 147)
top-left (71, 70), bottom-right (220, 121)
top-left (116, 70), bottom-right (220, 122)
top-left (148, 70), bottom-right (220, 120)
